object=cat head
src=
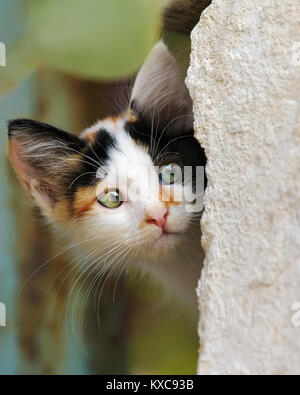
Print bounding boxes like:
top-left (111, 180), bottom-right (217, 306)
top-left (8, 42), bottom-right (206, 262)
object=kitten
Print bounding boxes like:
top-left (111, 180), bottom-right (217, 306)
top-left (7, 42), bottom-right (206, 310)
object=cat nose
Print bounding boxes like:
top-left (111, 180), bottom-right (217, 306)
top-left (146, 207), bottom-right (169, 230)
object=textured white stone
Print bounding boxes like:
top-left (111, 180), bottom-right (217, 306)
top-left (186, 0), bottom-right (300, 375)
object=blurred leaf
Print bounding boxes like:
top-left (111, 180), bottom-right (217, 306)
top-left (27, 0), bottom-right (163, 80)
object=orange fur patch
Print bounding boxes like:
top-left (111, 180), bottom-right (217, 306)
top-left (107, 114), bottom-right (125, 123)
top-left (160, 188), bottom-right (180, 208)
top-left (51, 199), bottom-right (72, 223)
top-left (73, 185), bottom-right (98, 218)
top-left (129, 110), bottom-right (137, 123)
top-left (82, 129), bottom-right (98, 144)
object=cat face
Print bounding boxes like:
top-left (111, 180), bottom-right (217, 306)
top-left (8, 42), bottom-right (206, 264)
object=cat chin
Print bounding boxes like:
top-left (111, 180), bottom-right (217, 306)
top-left (146, 232), bottom-right (181, 254)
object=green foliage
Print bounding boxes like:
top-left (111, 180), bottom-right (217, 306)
top-left (0, 0), bottom-right (164, 98)
top-left (28, 0), bottom-right (162, 79)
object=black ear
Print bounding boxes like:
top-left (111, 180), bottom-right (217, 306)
top-left (8, 119), bottom-right (86, 205)
top-left (130, 42), bottom-right (193, 131)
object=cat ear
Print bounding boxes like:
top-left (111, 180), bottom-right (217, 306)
top-left (130, 41), bottom-right (193, 130)
top-left (8, 119), bottom-right (85, 208)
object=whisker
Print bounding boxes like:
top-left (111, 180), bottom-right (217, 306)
top-left (18, 235), bottom-right (111, 294)
top-left (68, 172), bottom-right (97, 189)
top-left (154, 134), bottom-right (194, 164)
top-left (153, 114), bottom-right (192, 160)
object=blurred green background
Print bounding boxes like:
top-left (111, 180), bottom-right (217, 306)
top-left (0, 0), bottom-right (200, 374)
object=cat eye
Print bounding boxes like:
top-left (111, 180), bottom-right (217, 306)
top-left (159, 163), bottom-right (182, 185)
top-left (97, 189), bottom-right (123, 209)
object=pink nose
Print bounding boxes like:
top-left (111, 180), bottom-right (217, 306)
top-left (146, 208), bottom-right (169, 230)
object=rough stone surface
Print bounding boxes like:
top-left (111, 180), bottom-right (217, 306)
top-left (186, 0), bottom-right (300, 374)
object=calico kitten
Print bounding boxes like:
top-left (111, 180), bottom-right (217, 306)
top-left (8, 43), bottom-right (206, 309)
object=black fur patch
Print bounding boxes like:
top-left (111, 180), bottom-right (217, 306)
top-left (125, 114), bottom-right (206, 167)
top-left (72, 129), bottom-right (117, 190)
top-left (125, 107), bottom-right (207, 189)
top-left (8, 119), bottom-right (85, 150)
top-left (8, 119), bottom-right (117, 199)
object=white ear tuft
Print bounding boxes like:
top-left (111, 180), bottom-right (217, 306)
top-left (130, 42), bottom-right (193, 130)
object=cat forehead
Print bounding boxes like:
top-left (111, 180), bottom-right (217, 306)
top-left (80, 115), bottom-right (127, 139)
top-left (77, 114), bottom-right (204, 191)
top-left (82, 116), bottom-right (154, 178)
top-left (103, 128), bottom-right (154, 182)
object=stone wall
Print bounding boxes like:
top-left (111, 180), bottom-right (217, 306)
top-left (187, 0), bottom-right (300, 374)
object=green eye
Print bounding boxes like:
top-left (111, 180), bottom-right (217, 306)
top-left (159, 163), bottom-right (182, 185)
top-left (97, 189), bottom-right (123, 209)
